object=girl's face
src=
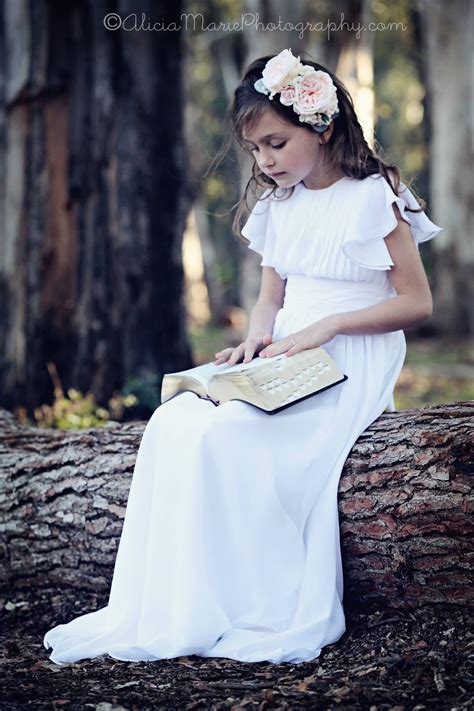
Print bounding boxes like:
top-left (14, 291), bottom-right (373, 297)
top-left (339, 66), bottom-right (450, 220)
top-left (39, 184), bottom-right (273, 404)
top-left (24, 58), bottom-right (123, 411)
top-left (242, 108), bottom-right (335, 188)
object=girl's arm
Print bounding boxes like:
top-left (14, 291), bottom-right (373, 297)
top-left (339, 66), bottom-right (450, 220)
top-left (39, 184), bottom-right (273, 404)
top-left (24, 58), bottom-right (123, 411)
top-left (259, 206), bottom-right (434, 358)
top-left (214, 267), bottom-right (286, 365)
top-left (247, 267), bottom-right (286, 337)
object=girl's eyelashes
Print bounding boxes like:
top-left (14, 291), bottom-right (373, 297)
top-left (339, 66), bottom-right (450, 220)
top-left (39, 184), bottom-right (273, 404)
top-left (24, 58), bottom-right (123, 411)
top-left (249, 141), bottom-right (287, 152)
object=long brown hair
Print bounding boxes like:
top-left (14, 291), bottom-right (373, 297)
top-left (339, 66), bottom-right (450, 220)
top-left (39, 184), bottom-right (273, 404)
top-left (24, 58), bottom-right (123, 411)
top-left (227, 53), bottom-right (425, 236)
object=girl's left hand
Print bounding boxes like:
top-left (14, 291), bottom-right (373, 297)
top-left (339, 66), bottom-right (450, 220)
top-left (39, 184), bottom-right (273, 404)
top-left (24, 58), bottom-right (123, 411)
top-left (258, 316), bottom-right (338, 358)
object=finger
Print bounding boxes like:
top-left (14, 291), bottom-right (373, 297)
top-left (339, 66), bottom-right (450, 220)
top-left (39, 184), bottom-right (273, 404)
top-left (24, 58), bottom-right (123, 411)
top-left (260, 334), bottom-right (297, 358)
top-left (243, 338), bottom-right (262, 363)
top-left (259, 341), bottom-right (286, 358)
top-left (228, 352), bottom-right (243, 365)
top-left (227, 344), bottom-right (245, 366)
top-left (213, 348), bottom-right (233, 364)
top-left (262, 333), bottom-right (273, 345)
top-left (243, 346), bottom-right (256, 363)
top-left (285, 332), bottom-right (311, 357)
top-left (285, 343), bottom-right (304, 357)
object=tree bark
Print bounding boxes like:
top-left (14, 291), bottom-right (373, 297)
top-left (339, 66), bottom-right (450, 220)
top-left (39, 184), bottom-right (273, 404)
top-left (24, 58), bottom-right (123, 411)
top-left (0, 0), bottom-right (193, 414)
top-left (0, 403), bottom-right (472, 611)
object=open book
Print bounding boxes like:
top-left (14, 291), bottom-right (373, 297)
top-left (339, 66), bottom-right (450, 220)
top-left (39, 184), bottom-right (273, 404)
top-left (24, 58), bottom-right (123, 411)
top-left (161, 347), bottom-right (348, 414)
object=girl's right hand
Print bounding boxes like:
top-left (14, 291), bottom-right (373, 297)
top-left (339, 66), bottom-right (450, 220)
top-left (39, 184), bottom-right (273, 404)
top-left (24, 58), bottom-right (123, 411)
top-left (214, 333), bottom-right (273, 366)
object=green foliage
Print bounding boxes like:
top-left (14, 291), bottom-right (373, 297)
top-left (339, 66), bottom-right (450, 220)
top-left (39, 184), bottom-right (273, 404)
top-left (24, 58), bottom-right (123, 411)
top-left (121, 374), bottom-right (162, 412)
top-left (28, 388), bottom-right (138, 430)
top-left (14, 358), bottom-right (165, 429)
top-left (14, 359), bottom-right (163, 429)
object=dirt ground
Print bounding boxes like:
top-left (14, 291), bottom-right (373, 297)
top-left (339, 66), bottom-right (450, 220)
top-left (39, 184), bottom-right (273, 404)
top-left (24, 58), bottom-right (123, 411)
top-left (0, 588), bottom-right (472, 710)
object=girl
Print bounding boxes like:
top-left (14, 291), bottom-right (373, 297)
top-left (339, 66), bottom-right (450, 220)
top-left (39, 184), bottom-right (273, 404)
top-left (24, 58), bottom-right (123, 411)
top-left (44, 49), bottom-right (442, 665)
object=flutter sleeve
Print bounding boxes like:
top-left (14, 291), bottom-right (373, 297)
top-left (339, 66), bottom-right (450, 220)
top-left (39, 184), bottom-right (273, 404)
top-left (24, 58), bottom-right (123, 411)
top-left (241, 189), bottom-right (286, 278)
top-left (342, 175), bottom-right (443, 271)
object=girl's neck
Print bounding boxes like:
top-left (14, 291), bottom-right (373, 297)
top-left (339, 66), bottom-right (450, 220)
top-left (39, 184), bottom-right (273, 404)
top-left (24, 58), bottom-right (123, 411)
top-left (302, 169), bottom-right (345, 191)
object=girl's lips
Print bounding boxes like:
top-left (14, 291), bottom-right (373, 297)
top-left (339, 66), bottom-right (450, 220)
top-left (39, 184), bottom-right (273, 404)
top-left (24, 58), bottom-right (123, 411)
top-left (271, 172), bottom-right (286, 178)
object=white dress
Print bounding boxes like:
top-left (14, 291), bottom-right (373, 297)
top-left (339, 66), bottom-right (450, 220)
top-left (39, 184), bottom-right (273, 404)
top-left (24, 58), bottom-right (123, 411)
top-left (43, 174), bottom-right (442, 665)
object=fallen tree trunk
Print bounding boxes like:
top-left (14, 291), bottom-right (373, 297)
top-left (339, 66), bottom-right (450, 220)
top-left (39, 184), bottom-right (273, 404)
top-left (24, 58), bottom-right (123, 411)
top-left (0, 403), bottom-right (472, 609)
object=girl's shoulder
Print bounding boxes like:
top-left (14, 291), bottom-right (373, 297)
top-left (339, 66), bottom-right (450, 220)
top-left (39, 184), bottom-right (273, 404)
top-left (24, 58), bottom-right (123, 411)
top-left (345, 172), bottom-right (412, 204)
top-left (340, 173), bottom-right (443, 270)
top-left (242, 172), bottom-right (442, 248)
top-left (274, 171), bottom-right (441, 242)
top-left (345, 173), bottom-right (442, 243)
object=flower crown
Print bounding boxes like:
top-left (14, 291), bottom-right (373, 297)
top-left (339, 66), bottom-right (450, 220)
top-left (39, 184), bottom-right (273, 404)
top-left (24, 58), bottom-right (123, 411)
top-left (253, 49), bottom-right (339, 133)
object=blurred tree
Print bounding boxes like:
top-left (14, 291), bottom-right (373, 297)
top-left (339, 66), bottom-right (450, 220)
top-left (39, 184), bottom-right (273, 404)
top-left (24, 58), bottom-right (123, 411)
top-left (418, 0), bottom-right (474, 336)
top-left (183, 0), bottom-right (243, 326)
top-left (369, 0), bottom-right (439, 328)
top-left (334, 0), bottom-right (375, 146)
top-left (0, 0), bottom-right (193, 414)
top-left (372, 1), bottom-right (430, 216)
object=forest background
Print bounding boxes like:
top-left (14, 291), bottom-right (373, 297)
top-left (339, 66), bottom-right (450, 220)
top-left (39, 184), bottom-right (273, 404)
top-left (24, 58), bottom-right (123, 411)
top-left (0, 0), bottom-right (472, 429)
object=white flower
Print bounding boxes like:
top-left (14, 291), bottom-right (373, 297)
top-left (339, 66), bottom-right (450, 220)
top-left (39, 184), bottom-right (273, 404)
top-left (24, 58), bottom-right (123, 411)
top-left (261, 49), bottom-right (302, 94)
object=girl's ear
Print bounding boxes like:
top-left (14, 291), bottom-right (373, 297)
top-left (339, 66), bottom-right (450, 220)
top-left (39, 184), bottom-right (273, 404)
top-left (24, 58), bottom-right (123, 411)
top-left (319, 122), bottom-right (335, 144)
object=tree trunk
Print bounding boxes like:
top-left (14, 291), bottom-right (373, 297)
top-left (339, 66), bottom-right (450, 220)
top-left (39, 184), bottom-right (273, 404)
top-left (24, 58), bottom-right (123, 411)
top-left (0, 0), bottom-right (193, 415)
top-left (333, 0), bottom-right (375, 147)
top-left (418, 0), bottom-right (474, 336)
top-left (1, 402), bottom-right (471, 610)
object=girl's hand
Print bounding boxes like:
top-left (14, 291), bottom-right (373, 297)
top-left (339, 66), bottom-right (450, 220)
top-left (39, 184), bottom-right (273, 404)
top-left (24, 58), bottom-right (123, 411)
top-left (214, 333), bottom-right (273, 366)
top-left (258, 317), bottom-right (338, 358)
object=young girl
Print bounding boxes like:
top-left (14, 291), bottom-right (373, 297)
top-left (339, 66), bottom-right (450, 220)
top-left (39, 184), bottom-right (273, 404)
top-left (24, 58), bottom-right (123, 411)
top-left (44, 49), bottom-right (442, 665)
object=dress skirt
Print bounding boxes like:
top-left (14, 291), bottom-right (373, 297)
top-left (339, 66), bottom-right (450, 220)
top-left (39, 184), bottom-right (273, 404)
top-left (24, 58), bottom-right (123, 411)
top-left (43, 275), bottom-right (406, 665)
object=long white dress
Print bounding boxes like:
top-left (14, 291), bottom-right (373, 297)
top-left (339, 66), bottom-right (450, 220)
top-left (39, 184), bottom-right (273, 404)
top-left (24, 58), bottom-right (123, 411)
top-left (43, 174), bottom-right (442, 665)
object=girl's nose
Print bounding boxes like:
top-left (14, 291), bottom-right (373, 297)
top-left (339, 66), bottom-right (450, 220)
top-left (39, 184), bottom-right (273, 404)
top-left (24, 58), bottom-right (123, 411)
top-left (261, 153), bottom-right (275, 169)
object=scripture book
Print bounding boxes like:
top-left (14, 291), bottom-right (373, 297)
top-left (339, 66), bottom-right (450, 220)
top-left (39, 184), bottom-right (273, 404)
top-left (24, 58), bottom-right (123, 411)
top-left (161, 346), bottom-right (348, 414)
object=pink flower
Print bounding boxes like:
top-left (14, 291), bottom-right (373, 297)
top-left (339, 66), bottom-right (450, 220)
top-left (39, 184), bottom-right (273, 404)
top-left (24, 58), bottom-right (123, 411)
top-left (279, 85), bottom-right (296, 106)
top-left (262, 49), bottom-right (301, 94)
top-left (256, 50), bottom-right (339, 127)
top-left (295, 71), bottom-right (338, 117)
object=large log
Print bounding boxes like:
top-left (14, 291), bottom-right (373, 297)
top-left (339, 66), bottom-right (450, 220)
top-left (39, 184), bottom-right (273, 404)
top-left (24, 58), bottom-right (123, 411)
top-left (0, 403), bottom-right (472, 610)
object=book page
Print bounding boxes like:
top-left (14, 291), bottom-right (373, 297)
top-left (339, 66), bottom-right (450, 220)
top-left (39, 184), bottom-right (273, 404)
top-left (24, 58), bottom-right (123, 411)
top-left (223, 353), bottom-right (289, 375)
top-left (165, 353), bottom-right (288, 388)
top-left (165, 361), bottom-right (229, 388)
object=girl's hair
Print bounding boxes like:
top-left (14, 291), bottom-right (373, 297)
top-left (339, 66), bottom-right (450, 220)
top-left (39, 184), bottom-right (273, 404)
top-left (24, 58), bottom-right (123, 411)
top-left (225, 53), bottom-right (425, 236)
